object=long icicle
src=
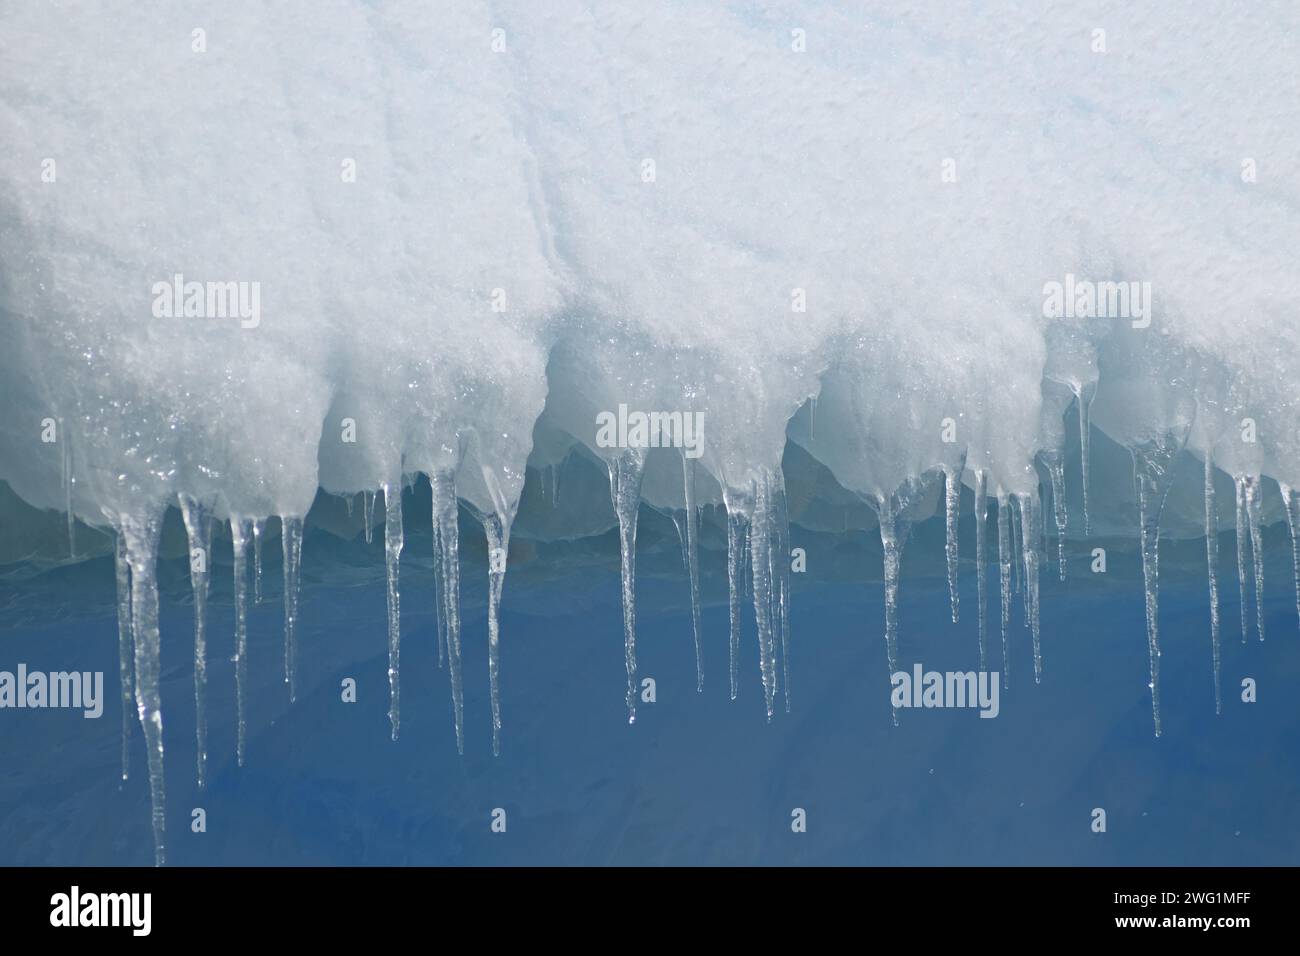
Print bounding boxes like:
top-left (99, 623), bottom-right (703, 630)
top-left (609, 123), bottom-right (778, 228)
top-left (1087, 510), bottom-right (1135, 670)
top-left (179, 495), bottom-right (213, 789)
top-left (942, 462), bottom-right (962, 623)
top-left (997, 491), bottom-right (1012, 689)
top-left (608, 450), bottom-right (647, 724)
top-left (1133, 430), bottom-right (1187, 738)
top-left (973, 470), bottom-right (988, 670)
top-left (773, 466), bottom-right (792, 713)
top-left (725, 502), bottom-right (748, 702)
top-left (383, 482), bottom-right (403, 740)
top-left (1204, 458), bottom-right (1222, 714)
top-left (113, 528), bottom-right (134, 782)
top-left (1017, 489), bottom-right (1042, 683)
top-left (682, 452), bottom-right (704, 692)
top-left (1072, 382), bottom-right (1096, 535)
top-left (749, 472), bottom-right (778, 721)
top-left (1042, 450), bottom-right (1068, 581)
top-left (1235, 476), bottom-right (1250, 642)
top-left (878, 489), bottom-right (911, 726)
top-left (1282, 483), bottom-right (1300, 628)
top-left (432, 514), bottom-right (446, 670)
top-left (122, 508), bottom-right (166, 866)
top-left (231, 517), bottom-right (252, 766)
top-left (281, 515), bottom-right (304, 702)
top-left (432, 471), bottom-right (464, 752)
top-left (61, 418), bottom-right (76, 559)
top-left (482, 509), bottom-right (509, 755)
top-left (1244, 474), bottom-right (1265, 642)
top-left (252, 517), bottom-right (265, 604)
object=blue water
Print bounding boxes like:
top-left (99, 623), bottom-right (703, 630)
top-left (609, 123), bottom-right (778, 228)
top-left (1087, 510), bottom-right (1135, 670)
top-left (1, 489), bottom-right (1298, 866)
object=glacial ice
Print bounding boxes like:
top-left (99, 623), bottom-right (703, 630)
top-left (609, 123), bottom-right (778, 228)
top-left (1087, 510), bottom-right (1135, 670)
top-left (1, 0), bottom-right (1299, 867)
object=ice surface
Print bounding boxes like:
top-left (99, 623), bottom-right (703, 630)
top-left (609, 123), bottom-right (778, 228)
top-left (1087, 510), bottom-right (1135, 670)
top-left (1, 0), bottom-right (1299, 862)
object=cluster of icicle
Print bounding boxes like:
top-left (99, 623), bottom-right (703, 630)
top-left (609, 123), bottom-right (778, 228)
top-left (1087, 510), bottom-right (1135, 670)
top-left (101, 404), bottom-right (1300, 867)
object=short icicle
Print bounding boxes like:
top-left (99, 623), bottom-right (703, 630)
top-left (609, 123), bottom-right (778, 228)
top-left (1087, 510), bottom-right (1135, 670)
top-left (1132, 429), bottom-right (1189, 738)
top-left (749, 472), bottom-right (778, 721)
top-left (1281, 483), bottom-right (1300, 628)
top-left (608, 450), bottom-right (647, 724)
top-left (997, 492), bottom-right (1012, 689)
top-left (973, 470), bottom-right (989, 670)
top-left (231, 518), bottom-right (252, 766)
top-left (431, 471), bottom-right (464, 752)
top-left (179, 494), bottom-right (214, 789)
top-left (1243, 475), bottom-right (1265, 642)
top-left (681, 452), bottom-right (704, 692)
top-left (363, 489), bottom-right (376, 545)
top-left (383, 482), bottom-right (403, 740)
top-left (942, 460), bottom-right (963, 623)
top-left (1204, 458), bottom-right (1222, 714)
top-left (281, 515), bottom-right (304, 702)
top-left (113, 528), bottom-right (134, 782)
top-left (121, 508), bottom-right (167, 867)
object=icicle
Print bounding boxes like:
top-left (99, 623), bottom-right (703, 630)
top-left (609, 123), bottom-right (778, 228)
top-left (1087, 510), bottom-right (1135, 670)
top-left (997, 492), bottom-right (1012, 689)
top-left (1243, 474), bottom-right (1265, 642)
top-left (974, 470), bottom-right (988, 671)
top-left (1011, 496), bottom-right (1023, 600)
top-left (363, 489), bottom-right (376, 545)
top-left (281, 515), bottom-right (303, 702)
top-left (1235, 477), bottom-right (1250, 643)
top-left (942, 461), bottom-right (963, 623)
top-left (725, 503), bottom-right (749, 702)
top-left (1282, 483), bottom-right (1300, 628)
top-left (1132, 430), bottom-right (1188, 738)
top-left (1204, 459), bottom-right (1222, 715)
top-left (231, 517), bottom-right (252, 766)
top-left (1017, 490), bottom-right (1042, 683)
top-left (749, 472), bottom-right (778, 721)
top-left (1071, 382), bottom-right (1096, 535)
top-left (61, 419), bottom-right (76, 559)
top-left (1042, 449), bottom-right (1068, 581)
top-left (682, 453), bottom-right (704, 693)
top-left (608, 450), bottom-right (647, 724)
top-left (432, 515), bottom-right (446, 670)
top-left (431, 471), bottom-right (464, 752)
top-left (383, 482), bottom-right (403, 740)
top-left (773, 466), bottom-right (792, 713)
top-left (252, 517), bottom-right (265, 604)
top-left (877, 486), bottom-right (915, 726)
top-left (345, 494), bottom-right (354, 518)
top-left (121, 509), bottom-right (166, 867)
top-left (113, 530), bottom-right (134, 782)
top-left (482, 509), bottom-right (509, 755)
top-left (179, 495), bottom-right (213, 789)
